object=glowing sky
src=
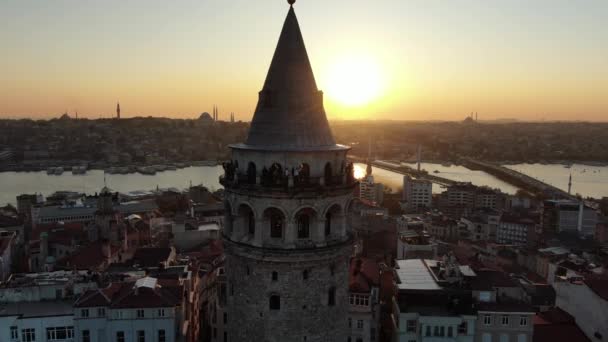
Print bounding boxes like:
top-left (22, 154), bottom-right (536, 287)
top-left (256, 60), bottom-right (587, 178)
top-left (1, 0), bottom-right (607, 121)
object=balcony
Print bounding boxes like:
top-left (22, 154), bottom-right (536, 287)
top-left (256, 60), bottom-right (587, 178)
top-left (219, 173), bottom-right (357, 197)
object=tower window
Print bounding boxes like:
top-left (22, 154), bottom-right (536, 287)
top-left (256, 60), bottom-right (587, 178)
top-left (325, 212), bottom-right (332, 236)
top-left (297, 214), bottom-right (310, 239)
top-left (269, 295), bottom-right (280, 310)
top-left (267, 209), bottom-right (284, 239)
top-left (248, 210), bottom-right (255, 235)
top-left (272, 271), bottom-right (278, 281)
top-left (303, 270), bottom-right (309, 280)
top-left (328, 287), bottom-right (336, 306)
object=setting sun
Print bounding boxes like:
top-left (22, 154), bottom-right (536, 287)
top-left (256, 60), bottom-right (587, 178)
top-left (322, 55), bottom-right (385, 107)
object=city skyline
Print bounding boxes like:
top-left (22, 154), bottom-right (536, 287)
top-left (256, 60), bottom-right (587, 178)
top-left (1, 0), bottom-right (608, 121)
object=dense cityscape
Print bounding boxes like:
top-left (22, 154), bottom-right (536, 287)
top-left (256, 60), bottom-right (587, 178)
top-left (1, 118), bottom-right (608, 173)
top-left (1, 1), bottom-right (607, 342)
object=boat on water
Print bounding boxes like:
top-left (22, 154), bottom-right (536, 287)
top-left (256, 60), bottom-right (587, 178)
top-left (441, 162), bottom-right (452, 167)
top-left (47, 167), bottom-right (55, 175)
top-left (117, 167), bottom-right (130, 174)
top-left (53, 167), bottom-right (64, 175)
top-left (72, 166), bottom-right (87, 175)
top-left (137, 166), bottom-right (156, 175)
top-left (433, 170), bottom-right (440, 174)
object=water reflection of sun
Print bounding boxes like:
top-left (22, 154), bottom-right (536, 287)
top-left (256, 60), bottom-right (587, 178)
top-left (353, 164), bottom-right (366, 179)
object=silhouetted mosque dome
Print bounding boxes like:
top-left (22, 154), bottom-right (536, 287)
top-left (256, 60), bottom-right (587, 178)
top-left (59, 113), bottom-right (71, 120)
top-left (199, 112), bottom-right (213, 120)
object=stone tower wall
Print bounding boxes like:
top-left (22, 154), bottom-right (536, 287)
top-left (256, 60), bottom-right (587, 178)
top-left (226, 239), bottom-right (351, 342)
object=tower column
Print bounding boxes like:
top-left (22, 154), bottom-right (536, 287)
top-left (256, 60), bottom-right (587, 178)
top-left (253, 218), bottom-right (264, 247)
top-left (315, 218), bottom-right (327, 245)
top-left (285, 220), bottom-right (296, 246)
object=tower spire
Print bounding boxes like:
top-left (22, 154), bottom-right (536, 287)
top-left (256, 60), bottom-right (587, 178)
top-left (568, 173), bottom-right (572, 195)
top-left (116, 102), bottom-right (121, 119)
top-left (245, 3), bottom-right (336, 149)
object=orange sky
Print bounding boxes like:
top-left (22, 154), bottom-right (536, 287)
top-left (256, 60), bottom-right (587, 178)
top-left (1, 0), bottom-right (607, 121)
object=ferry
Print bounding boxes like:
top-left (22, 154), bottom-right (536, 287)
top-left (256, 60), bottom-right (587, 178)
top-left (53, 167), bottom-right (64, 175)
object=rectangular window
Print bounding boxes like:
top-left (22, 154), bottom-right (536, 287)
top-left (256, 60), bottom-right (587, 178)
top-left (158, 308), bottom-right (166, 317)
top-left (21, 329), bottom-right (36, 342)
top-left (97, 308), bottom-right (105, 317)
top-left (224, 312), bottom-right (228, 324)
top-left (82, 330), bottom-right (90, 342)
top-left (137, 331), bottom-right (145, 342)
top-left (484, 314), bottom-right (492, 325)
top-left (502, 315), bottom-right (510, 326)
top-left (81, 309), bottom-right (89, 318)
top-left (458, 322), bottom-right (467, 334)
top-left (520, 316), bottom-right (528, 326)
top-left (348, 317), bottom-right (352, 328)
top-left (11, 326), bottom-right (18, 341)
top-left (357, 320), bottom-right (364, 329)
top-left (46, 327), bottom-right (74, 340)
top-left (136, 309), bottom-right (145, 318)
top-left (116, 331), bottom-right (125, 342)
top-left (406, 320), bottom-right (417, 333)
top-left (158, 330), bottom-right (166, 342)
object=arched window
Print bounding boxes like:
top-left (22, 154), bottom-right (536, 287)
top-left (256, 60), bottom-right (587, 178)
top-left (248, 210), bottom-right (255, 235)
top-left (239, 204), bottom-right (255, 237)
top-left (272, 271), bottom-right (278, 281)
top-left (324, 162), bottom-right (333, 185)
top-left (328, 287), bottom-right (336, 306)
top-left (297, 214), bottom-right (310, 239)
top-left (264, 208), bottom-right (285, 239)
top-left (247, 162), bottom-right (256, 184)
top-left (325, 212), bottom-right (332, 237)
top-left (269, 295), bottom-right (280, 310)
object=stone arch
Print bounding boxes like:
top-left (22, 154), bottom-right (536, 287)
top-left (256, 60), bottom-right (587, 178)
top-left (247, 162), bottom-right (257, 184)
top-left (237, 203), bottom-right (256, 237)
top-left (323, 203), bottom-right (343, 238)
top-left (263, 207), bottom-right (287, 239)
top-left (293, 207), bottom-right (318, 240)
top-left (345, 198), bottom-right (360, 233)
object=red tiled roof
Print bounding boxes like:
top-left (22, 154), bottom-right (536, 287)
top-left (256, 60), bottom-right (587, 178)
top-left (58, 241), bottom-right (120, 270)
top-left (349, 257), bottom-right (380, 293)
top-left (533, 308), bottom-right (591, 342)
top-left (131, 247), bottom-right (172, 267)
top-left (584, 274), bottom-right (608, 301)
top-left (76, 280), bottom-right (181, 308)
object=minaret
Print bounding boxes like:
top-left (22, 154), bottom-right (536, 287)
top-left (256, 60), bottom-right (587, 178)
top-left (222, 1), bottom-right (353, 340)
top-left (116, 102), bottom-right (121, 119)
top-left (568, 173), bottom-right (572, 195)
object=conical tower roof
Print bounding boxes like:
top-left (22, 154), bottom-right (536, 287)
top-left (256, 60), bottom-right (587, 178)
top-left (241, 4), bottom-right (344, 151)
